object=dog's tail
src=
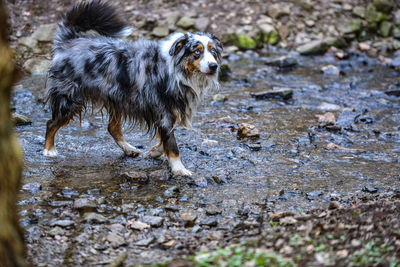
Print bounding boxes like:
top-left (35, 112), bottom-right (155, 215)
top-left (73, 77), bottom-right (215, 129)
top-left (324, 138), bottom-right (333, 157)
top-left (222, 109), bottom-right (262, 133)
top-left (54, 0), bottom-right (132, 48)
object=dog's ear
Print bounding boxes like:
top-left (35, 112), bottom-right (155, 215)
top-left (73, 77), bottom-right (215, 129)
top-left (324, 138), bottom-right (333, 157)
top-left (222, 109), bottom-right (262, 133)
top-left (169, 34), bottom-right (188, 56)
top-left (211, 34), bottom-right (223, 53)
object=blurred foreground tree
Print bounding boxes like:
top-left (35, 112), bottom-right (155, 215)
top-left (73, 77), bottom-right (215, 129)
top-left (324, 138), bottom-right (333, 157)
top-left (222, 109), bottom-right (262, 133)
top-left (0, 0), bottom-right (27, 266)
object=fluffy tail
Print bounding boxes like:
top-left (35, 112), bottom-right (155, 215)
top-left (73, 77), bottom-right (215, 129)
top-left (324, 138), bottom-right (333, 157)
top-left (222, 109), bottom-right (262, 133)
top-left (54, 0), bottom-right (132, 47)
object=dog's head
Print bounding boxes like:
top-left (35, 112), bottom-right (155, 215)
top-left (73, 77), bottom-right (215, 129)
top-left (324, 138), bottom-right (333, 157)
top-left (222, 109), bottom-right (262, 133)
top-left (166, 32), bottom-right (223, 79)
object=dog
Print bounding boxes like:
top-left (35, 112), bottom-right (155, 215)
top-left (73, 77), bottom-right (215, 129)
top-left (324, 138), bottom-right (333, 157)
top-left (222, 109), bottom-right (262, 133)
top-left (43, 0), bottom-right (222, 176)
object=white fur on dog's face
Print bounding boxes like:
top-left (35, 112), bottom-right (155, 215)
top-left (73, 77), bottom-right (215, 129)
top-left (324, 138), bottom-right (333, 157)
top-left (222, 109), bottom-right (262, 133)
top-left (193, 34), bottom-right (218, 74)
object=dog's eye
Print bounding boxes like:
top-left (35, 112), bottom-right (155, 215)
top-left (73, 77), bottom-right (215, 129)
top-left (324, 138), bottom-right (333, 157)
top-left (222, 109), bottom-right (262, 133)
top-left (193, 50), bottom-right (201, 58)
top-left (211, 48), bottom-right (217, 55)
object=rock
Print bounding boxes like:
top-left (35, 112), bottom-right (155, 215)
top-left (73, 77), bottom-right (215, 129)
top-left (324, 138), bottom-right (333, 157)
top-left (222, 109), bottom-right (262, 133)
top-left (244, 142), bottom-right (262, 151)
top-left (306, 190), bottom-right (324, 199)
top-left (336, 249), bottom-right (349, 258)
top-left (32, 23), bottom-right (58, 42)
top-left (339, 19), bottom-right (363, 35)
top-left (216, 115), bottom-right (235, 124)
top-left (202, 139), bottom-right (218, 146)
top-left (62, 187), bottom-right (79, 198)
top-left (83, 212), bottom-right (107, 224)
top-left (393, 27), bottom-right (400, 39)
top-left (297, 40), bottom-right (328, 55)
top-left (180, 212), bottom-right (197, 226)
top-left (109, 223), bottom-right (125, 233)
top-left (199, 217), bottom-right (218, 227)
top-left (317, 102), bottom-right (341, 111)
top-left (162, 239), bottom-right (177, 249)
top-left (73, 198), bottom-right (97, 211)
top-left (195, 17), bottom-right (210, 32)
top-left (163, 186), bottom-right (179, 198)
top-left (106, 232), bottom-right (125, 248)
top-left (359, 42), bottom-right (371, 51)
top-left (316, 112), bottom-right (336, 126)
top-left (18, 36), bottom-right (39, 52)
top-left (362, 186), bottom-right (378, 193)
top-left (250, 88), bottom-right (293, 101)
top-left (336, 108), bottom-right (357, 130)
top-left (352, 6), bottom-right (366, 18)
top-left (390, 57), bottom-right (400, 69)
top-left (192, 177), bottom-right (208, 188)
top-left (264, 56), bottom-right (297, 69)
top-left (48, 226), bottom-right (64, 237)
top-left (149, 169), bottom-right (169, 182)
top-left (237, 123), bottom-right (260, 139)
top-left (134, 237), bottom-right (155, 247)
top-left (395, 10), bottom-right (400, 25)
top-left (320, 65), bottom-right (341, 76)
top-left (120, 171), bottom-right (148, 184)
top-left (142, 216), bottom-right (164, 227)
top-left (385, 88), bottom-right (400, 97)
top-left (329, 201), bottom-right (341, 210)
top-left (205, 206), bottom-right (222, 215)
top-left (372, 0), bottom-right (394, 12)
top-left (212, 94), bottom-right (228, 102)
top-left (23, 58), bottom-right (51, 74)
top-left (12, 113), bottom-right (32, 126)
top-left (176, 17), bottom-right (195, 29)
top-left (165, 11), bottom-right (180, 26)
top-left (279, 216), bottom-right (298, 225)
top-left (325, 37), bottom-right (348, 49)
top-left (269, 211), bottom-right (295, 221)
top-left (219, 64), bottom-right (232, 82)
top-left (22, 182), bottom-right (41, 194)
top-left (268, 3), bottom-right (290, 19)
top-left (365, 4), bottom-right (386, 24)
top-left (151, 26), bottom-right (169, 37)
top-left (233, 34), bottom-right (257, 50)
top-left (257, 23), bottom-right (280, 45)
top-left (51, 219), bottom-right (75, 228)
top-left (379, 21), bottom-right (392, 37)
top-left (128, 220), bottom-right (150, 231)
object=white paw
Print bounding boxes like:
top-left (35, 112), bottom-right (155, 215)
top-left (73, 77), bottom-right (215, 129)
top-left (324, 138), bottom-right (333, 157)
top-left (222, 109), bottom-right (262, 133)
top-left (118, 141), bottom-right (141, 158)
top-left (146, 145), bottom-right (163, 159)
top-left (43, 148), bottom-right (58, 157)
top-left (172, 167), bottom-right (192, 176)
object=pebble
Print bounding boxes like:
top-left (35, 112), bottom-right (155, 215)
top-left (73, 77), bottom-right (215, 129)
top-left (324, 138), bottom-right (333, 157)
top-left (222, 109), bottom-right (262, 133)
top-left (62, 187), bottom-right (79, 198)
top-left (317, 102), bottom-right (341, 111)
top-left (212, 94), bottom-right (228, 102)
top-left (134, 237), bottom-right (155, 247)
top-left (119, 171), bottom-right (149, 184)
top-left (199, 217), bottom-right (218, 227)
top-left (128, 220), bottom-right (150, 231)
top-left (50, 219), bottom-right (75, 228)
top-left (142, 216), bottom-right (164, 227)
top-left (362, 186), bottom-right (378, 193)
top-left (237, 123), bottom-right (260, 139)
top-left (106, 232), bottom-right (126, 248)
top-left (250, 88), bottom-right (293, 101)
top-left (73, 198), bottom-right (97, 211)
top-left (163, 186), bottom-right (179, 198)
top-left (22, 183), bottom-right (41, 194)
top-left (83, 212), bottom-right (107, 224)
top-left (180, 212), bottom-right (197, 226)
top-left (316, 112), bottom-right (337, 125)
top-left (320, 65), bottom-right (341, 76)
top-left (329, 201), bottom-right (341, 210)
top-left (23, 58), bottom-right (52, 74)
top-left (149, 170), bottom-right (169, 182)
top-left (12, 113), bottom-right (32, 126)
top-left (264, 56), bottom-right (298, 69)
top-left (279, 216), bottom-right (298, 225)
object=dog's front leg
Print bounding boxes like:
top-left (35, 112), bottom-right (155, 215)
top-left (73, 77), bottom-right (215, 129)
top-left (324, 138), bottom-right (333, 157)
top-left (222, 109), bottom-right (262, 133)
top-left (160, 126), bottom-right (192, 176)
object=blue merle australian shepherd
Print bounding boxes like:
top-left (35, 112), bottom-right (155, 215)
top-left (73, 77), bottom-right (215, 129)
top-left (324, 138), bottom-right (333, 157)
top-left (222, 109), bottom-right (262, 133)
top-left (43, 0), bottom-right (222, 176)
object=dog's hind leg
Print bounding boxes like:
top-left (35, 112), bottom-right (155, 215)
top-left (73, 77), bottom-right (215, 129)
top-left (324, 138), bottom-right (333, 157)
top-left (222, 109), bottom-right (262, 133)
top-left (108, 115), bottom-right (141, 157)
top-left (147, 132), bottom-right (163, 159)
top-left (43, 117), bottom-right (70, 157)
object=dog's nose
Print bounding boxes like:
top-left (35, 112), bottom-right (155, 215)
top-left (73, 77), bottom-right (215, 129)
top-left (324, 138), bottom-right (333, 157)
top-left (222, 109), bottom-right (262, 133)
top-left (208, 63), bottom-right (218, 72)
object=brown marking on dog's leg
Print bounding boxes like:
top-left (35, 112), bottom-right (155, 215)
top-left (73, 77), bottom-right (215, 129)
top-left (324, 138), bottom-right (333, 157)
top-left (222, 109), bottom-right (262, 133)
top-left (43, 119), bottom-right (69, 157)
top-left (108, 116), bottom-right (141, 157)
top-left (160, 128), bottom-right (192, 176)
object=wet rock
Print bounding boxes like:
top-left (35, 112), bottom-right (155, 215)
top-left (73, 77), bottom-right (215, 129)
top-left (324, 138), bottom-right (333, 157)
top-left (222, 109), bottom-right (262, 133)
top-left (23, 58), bottom-right (51, 74)
top-left (306, 190), bottom-right (324, 200)
top-left (128, 220), bottom-right (150, 231)
top-left (48, 226), bottom-right (65, 237)
top-left (353, 6), bottom-right (366, 18)
top-left (379, 21), bottom-right (392, 37)
top-left (83, 212), bottom-right (107, 224)
top-left (395, 10), bottom-right (400, 25)
top-left (191, 177), bottom-right (208, 188)
top-left (336, 108), bottom-right (357, 130)
top-left (316, 112), bottom-right (336, 126)
top-left (390, 56), bottom-right (400, 69)
top-left (320, 65), bottom-right (342, 76)
top-left (176, 17), bottom-right (195, 29)
top-left (202, 139), bottom-right (218, 146)
top-left (297, 40), bottom-right (328, 55)
top-left (109, 223), bottom-right (125, 233)
top-left (250, 88), bottom-right (293, 101)
top-left (206, 206), bottom-right (222, 215)
top-left (62, 187), bottom-right (79, 198)
top-left (385, 89), bottom-right (400, 97)
top-left (134, 237), bottom-right (155, 247)
top-left (32, 23), bottom-right (57, 42)
top-left (195, 17), bottom-right (210, 32)
top-left (142, 216), bottom-right (164, 227)
top-left (18, 36), bottom-right (39, 52)
top-left (151, 25), bottom-right (169, 37)
top-left (329, 201), bottom-right (341, 210)
top-left (244, 142), bottom-right (262, 151)
top-left (22, 182), bottom-right (41, 194)
top-left (237, 123), bottom-right (260, 139)
top-left (339, 19), bottom-right (363, 35)
top-left (212, 94), bottom-right (228, 102)
top-left (233, 34), bottom-right (257, 50)
top-left (365, 4), bottom-right (386, 25)
top-left (49, 200), bottom-right (73, 207)
top-left (317, 102), bottom-right (341, 111)
top-left (199, 217), bottom-right (218, 227)
top-left (73, 198), bottom-right (97, 211)
top-left (149, 169), bottom-right (169, 182)
top-left (362, 186), bottom-right (378, 193)
top-left (12, 113), bottom-right (31, 126)
top-left (268, 3), bottom-right (290, 19)
top-left (163, 186), bottom-right (179, 198)
top-left (180, 212), bottom-right (197, 227)
top-left (50, 219), bottom-right (75, 228)
top-left (120, 171), bottom-right (149, 184)
top-left (263, 56), bottom-right (297, 69)
top-left (162, 239), bottom-right (177, 249)
top-left (219, 63), bottom-right (232, 82)
top-left (393, 27), bottom-right (400, 39)
top-left (372, 0), bottom-right (394, 12)
top-left (257, 23), bottom-right (280, 45)
top-left (106, 232), bottom-right (126, 248)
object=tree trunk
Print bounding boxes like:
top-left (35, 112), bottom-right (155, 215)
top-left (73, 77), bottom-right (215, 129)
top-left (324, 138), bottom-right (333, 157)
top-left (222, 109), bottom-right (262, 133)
top-left (0, 0), bottom-right (27, 266)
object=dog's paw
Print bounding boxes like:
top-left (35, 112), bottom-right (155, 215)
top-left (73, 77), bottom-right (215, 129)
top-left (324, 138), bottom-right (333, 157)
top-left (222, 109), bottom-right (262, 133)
top-left (125, 149), bottom-right (141, 158)
top-left (146, 148), bottom-right (163, 159)
top-left (172, 167), bottom-right (192, 177)
top-left (43, 148), bottom-right (58, 157)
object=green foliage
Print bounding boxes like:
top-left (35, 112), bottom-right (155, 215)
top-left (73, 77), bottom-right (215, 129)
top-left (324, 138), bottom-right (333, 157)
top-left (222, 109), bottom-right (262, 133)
top-left (350, 240), bottom-right (398, 266)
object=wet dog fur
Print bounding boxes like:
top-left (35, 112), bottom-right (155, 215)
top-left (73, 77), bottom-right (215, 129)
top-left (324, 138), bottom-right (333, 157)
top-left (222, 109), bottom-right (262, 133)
top-left (43, 0), bottom-right (222, 176)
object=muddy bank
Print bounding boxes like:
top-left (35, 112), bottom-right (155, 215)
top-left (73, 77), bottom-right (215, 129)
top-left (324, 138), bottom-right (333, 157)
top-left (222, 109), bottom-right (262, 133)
top-left (12, 47), bottom-right (400, 265)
